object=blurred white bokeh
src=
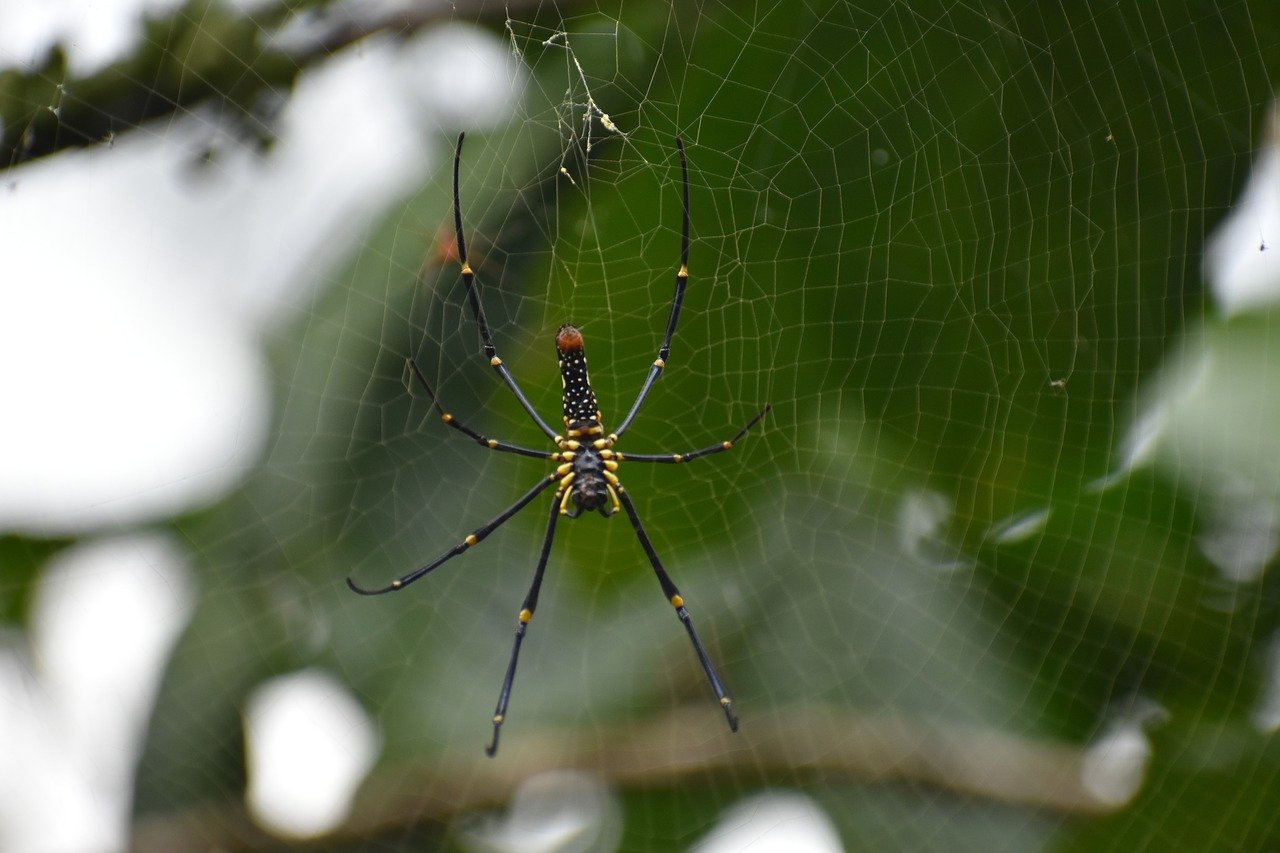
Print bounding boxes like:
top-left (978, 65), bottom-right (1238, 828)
top-left (691, 790), bottom-right (842, 853)
top-left (243, 669), bottom-right (379, 838)
top-left (0, 534), bottom-right (195, 853)
top-left (460, 770), bottom-right (622, 853)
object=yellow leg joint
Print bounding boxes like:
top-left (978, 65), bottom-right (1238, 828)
top-left (670, 594), bottom-right (684, 608)
top-left (519, 608), bottom-right (533, 623)
top-left (465, 534), bottom-right (478, 546)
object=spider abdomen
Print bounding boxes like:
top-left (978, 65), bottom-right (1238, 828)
top-left (556, 324), bottom-right (603, 437)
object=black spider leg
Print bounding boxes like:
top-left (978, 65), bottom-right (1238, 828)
top-left (406, 358), bottom-right (556, 460)
top-left (619, 405), bottom-right (771, 464)
top-left (616, 488), bottom-right (738, 732)
top-left (345, 473), bottom-right (558, 595)
top-left (613, 137), bottom-right (691, 439)
top-left (486, 490), bottom-right (562, 757)
top-left (453, 132), bottom-right (561, 441)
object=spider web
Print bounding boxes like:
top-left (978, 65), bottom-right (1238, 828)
top-left (3, 1), bottom-right (1280, 851)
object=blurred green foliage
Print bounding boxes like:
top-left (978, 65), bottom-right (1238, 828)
top-left (7, 0), bottom-right (1280, 850)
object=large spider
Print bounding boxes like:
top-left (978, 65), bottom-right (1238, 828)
top-left (348, 133), bottom-right (769, 756)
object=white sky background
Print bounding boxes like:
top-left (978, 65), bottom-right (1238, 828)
top-left (0, 0), bottom-right (280, 75)
top-left (0, 15), bottom-right (521, 535)
top-left (0, 1), bottom-right (521, 848)
top-left (0, 0), bottom-right (187, 75)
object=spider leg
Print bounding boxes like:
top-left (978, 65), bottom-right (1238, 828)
top-left (486, 489), bottom-right (562, 757)
top-left (616, 488), bottom-right (738, 733)
top-left (613, 137), bottom-right (691, 439)
top-left (453, 133), bottom-right (561, 441)
top-left (346, 473), bottom-right (558, 595)
top-left (617, 405), bottom-right (770, 464)
top-left (407, 359), bottom-right (558, 460)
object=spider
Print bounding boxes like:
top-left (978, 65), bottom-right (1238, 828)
top-left (347, 132), bottom-right (769, 756)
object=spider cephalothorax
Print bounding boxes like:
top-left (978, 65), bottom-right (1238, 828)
top-left (558, 440), bottom-right (617, 518)
top-left (348, 133), bottom-right (768, 756)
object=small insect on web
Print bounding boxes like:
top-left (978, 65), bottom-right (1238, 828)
top-left (347, 132), bottom-right (770, 757)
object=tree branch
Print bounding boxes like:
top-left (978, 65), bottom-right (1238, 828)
top-left (131, 703), bottom-right (1114, 852)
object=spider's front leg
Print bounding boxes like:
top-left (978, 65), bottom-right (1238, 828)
top-left (451, 132), bottom-right (560, 441)
top-left (613, 137), bottom-right (692, 439)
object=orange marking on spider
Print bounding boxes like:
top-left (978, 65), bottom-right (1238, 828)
top-left (556, 324), bottom-right (585, 351)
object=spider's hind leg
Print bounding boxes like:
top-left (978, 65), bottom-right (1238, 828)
top-left (615, 488), bottom-right (738, 732)
top-left (487, 490), bottom-right (563, 757)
